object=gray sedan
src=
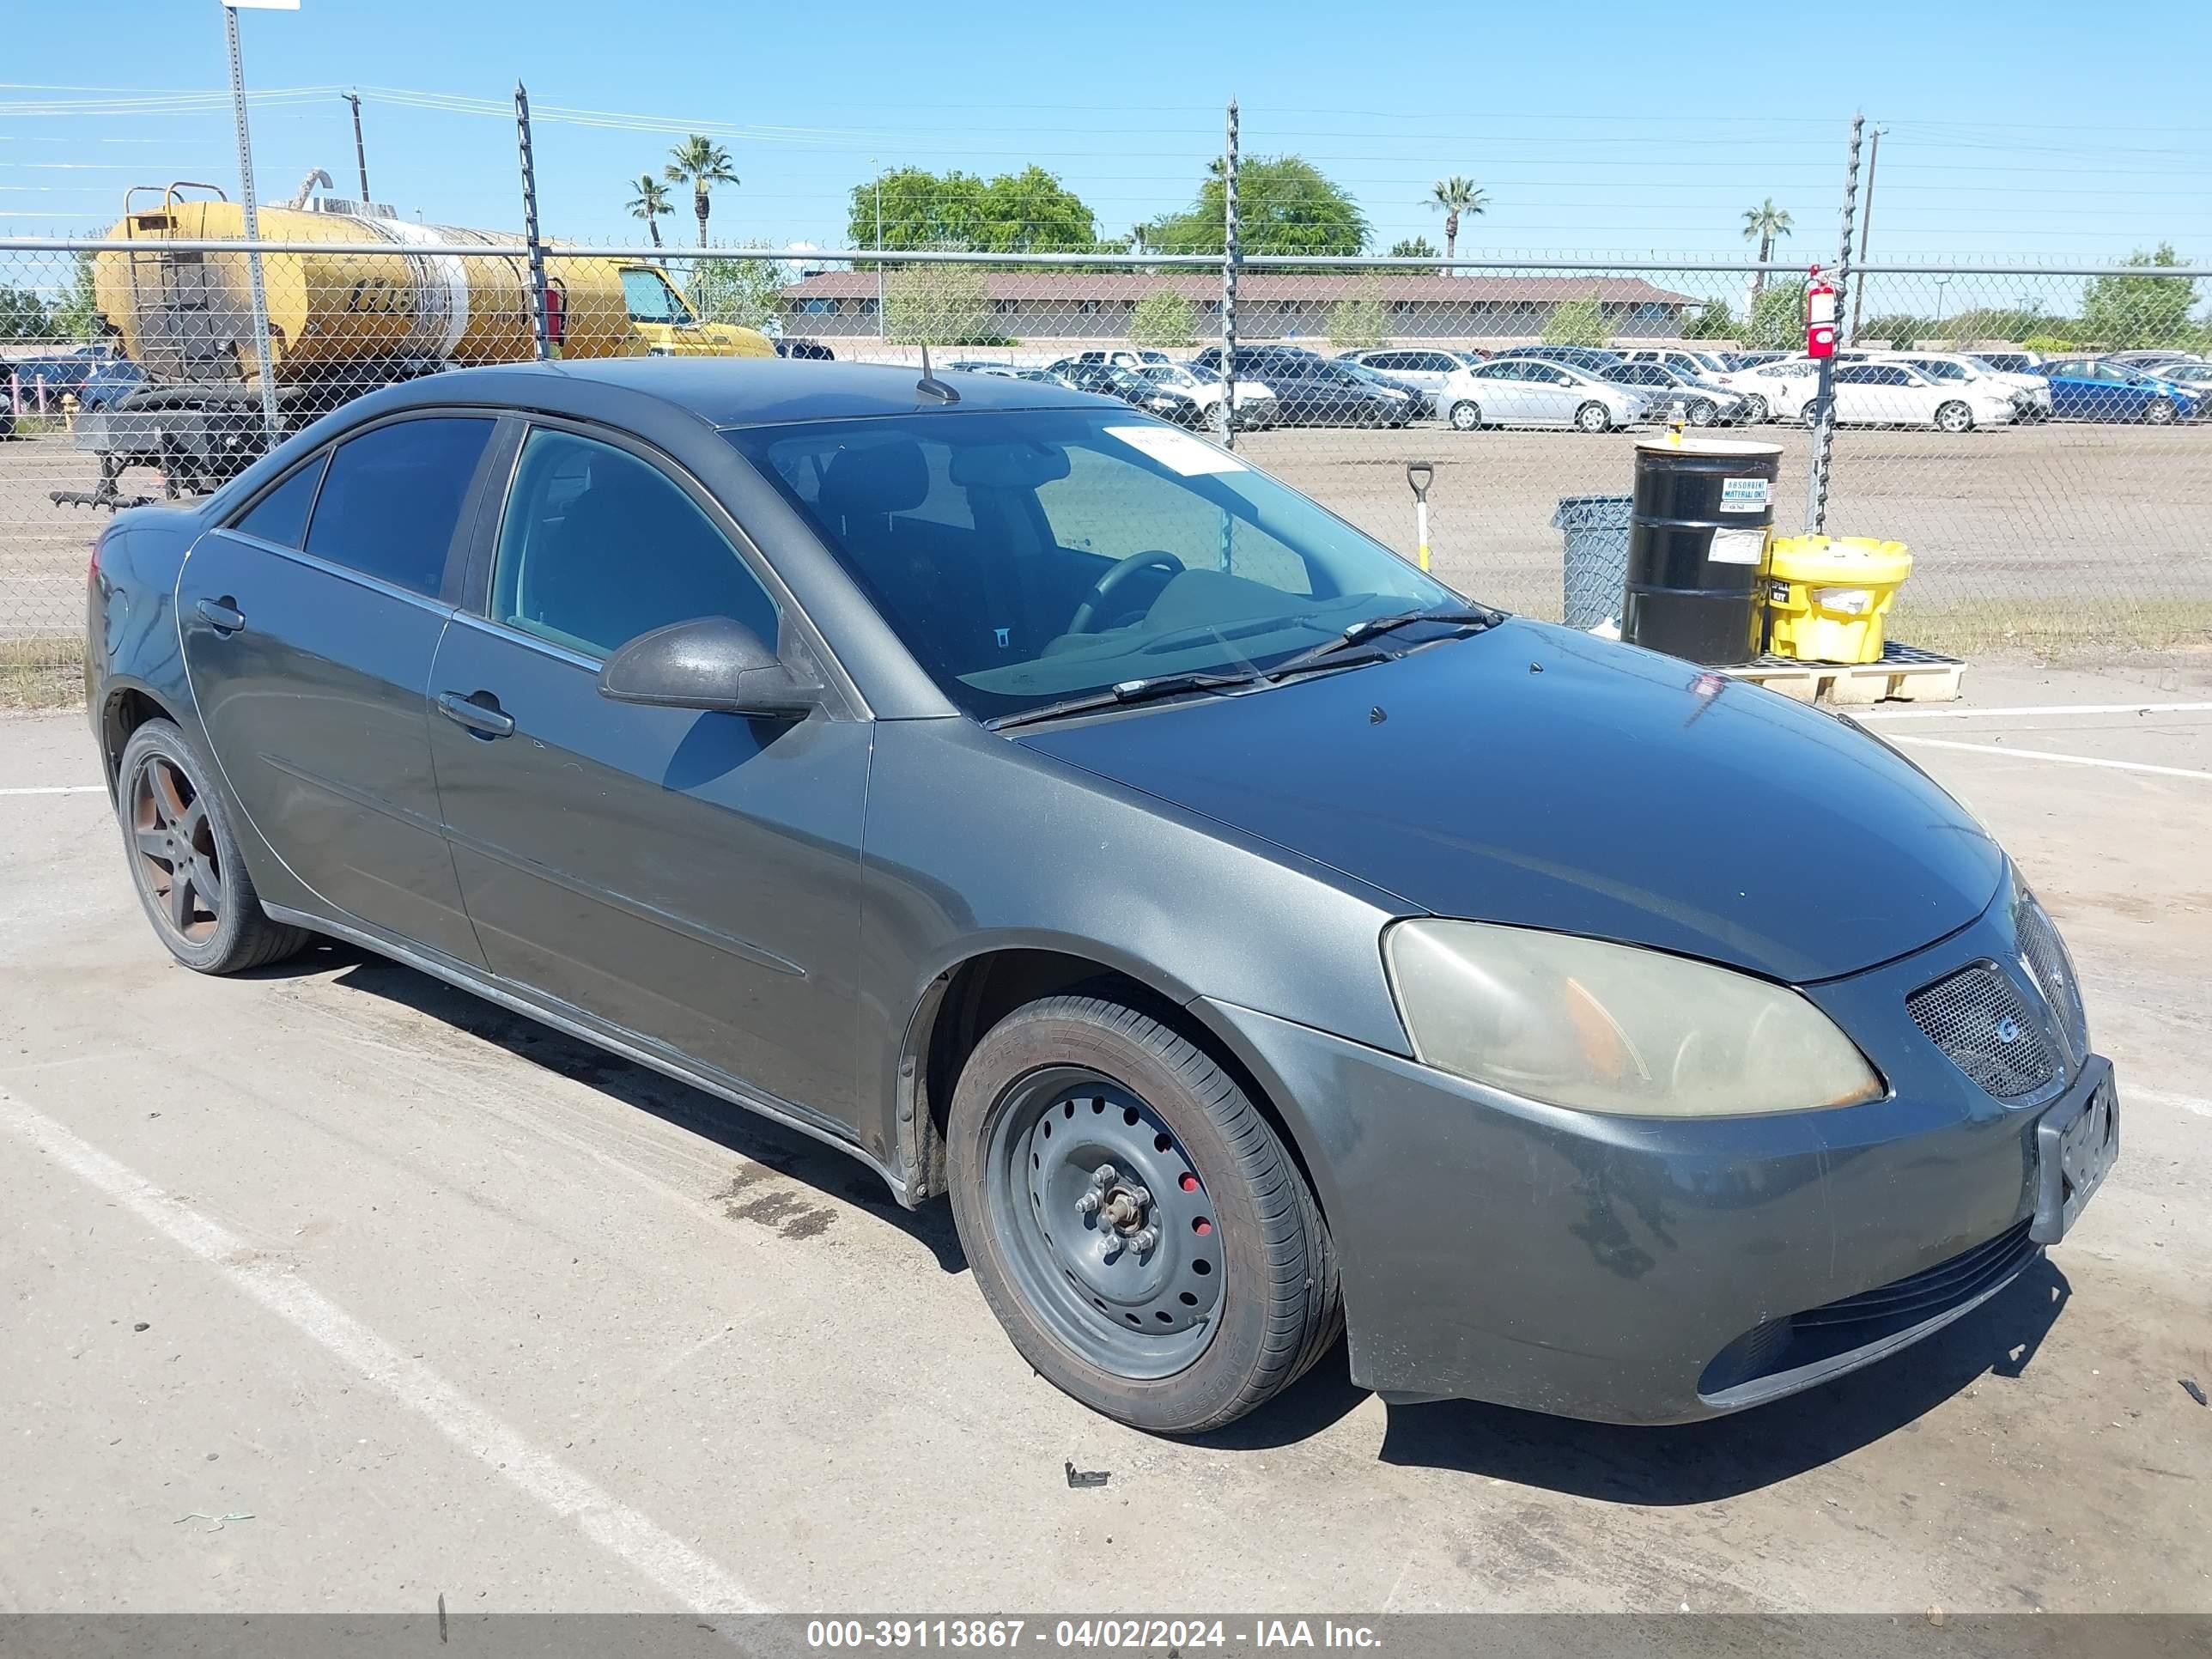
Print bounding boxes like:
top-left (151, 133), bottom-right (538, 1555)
top-left (86, 360), bottom-right (2115, 1435)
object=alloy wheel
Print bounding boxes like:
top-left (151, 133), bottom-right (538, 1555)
top-left (986, 1066), bottom-right (1224, 1379)
top-left (130, 752), bottom-right (222, 945)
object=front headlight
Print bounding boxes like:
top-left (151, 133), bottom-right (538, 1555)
top-left (1384, 920), bottom-right (1884, 1117)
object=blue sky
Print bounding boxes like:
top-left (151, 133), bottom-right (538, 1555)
top-left (5, 0), bottom-right (2209, 265)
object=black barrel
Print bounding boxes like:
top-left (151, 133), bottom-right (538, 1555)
top-left (1621, 437), bottom-right (1784, 665)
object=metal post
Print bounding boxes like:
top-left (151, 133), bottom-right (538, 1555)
top-left (1806, 112), bottom-right (1864, 536)
top-left (1219, 98), bottom-right (1239, 452)
top-left (344, 90), bottom-right (371, 204)
top-left (1848, 125), bottom-right (1883, 344)
top-left (224, 3), bottom-right (280, 441)
top-left (874, 162), bottom-right (884, 342)
top-left (515, 82), bottom-right (552, 362)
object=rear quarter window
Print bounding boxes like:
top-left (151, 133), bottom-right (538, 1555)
top-left (228, 453), bottom-right (328, 549)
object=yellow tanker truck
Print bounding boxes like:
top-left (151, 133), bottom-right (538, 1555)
top-left (64, 184), bottom-right (774, 503)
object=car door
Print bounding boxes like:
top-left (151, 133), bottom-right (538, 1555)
top-left (1463, 362), bottom-right (1531, 422)
top-left (1517, 362), bottom-right (1581, 424)
top-left (425, 421), bottom-right (869, 1131)
top-left (176, 413), bottom-right (499, 965)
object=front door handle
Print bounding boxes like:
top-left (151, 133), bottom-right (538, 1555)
top-left (436, 690), bottom-right (516, 739)
top-left (195, 596), bottom-right (246, 634)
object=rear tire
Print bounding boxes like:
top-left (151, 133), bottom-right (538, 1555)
top-left (116, 719), bottom-right (312, 975)
top-left (1741, 395), bottom-right (1770, 423)
top-left (1449, 400), bottom-right (1482, 431)
top-left (947, 994), bottom-right (1341, 1435)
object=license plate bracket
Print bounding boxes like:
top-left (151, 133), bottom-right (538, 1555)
top-left (2031, 1071), bottom-right (2118, 1245)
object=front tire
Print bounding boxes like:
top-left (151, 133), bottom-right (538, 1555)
top-left (1575, 401), bottom-right (1614, 434)
top-left (1741, 395), bottom-right (1770, 423)
top-left (1687, 400), bottom-right (1717, 427)
top-left (1448, 399), bottom-right (1482, 431)
top-left (116, 719), bottom-right (311, 975)
top-left (2145, 398), bottom-right (2179, 426)
top-left (947, 994), bottom-right (1340, 1435)
top-left (1935, 399), bottom-right (1974, 434)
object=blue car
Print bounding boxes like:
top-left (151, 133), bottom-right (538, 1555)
top-left (2039, 357), bottom-right (2203, 424)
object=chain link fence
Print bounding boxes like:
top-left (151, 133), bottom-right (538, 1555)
top-left (5, 224), bottom-right (2208, 708)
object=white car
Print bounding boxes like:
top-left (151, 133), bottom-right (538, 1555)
top-left (1069, 349), bottom-right (1174, 370)
top-left (1887, 352), bottom-right (2051, 420)
top-left (1133, 362), bottom-right (1280, 428)
top-left (1618, 346), bottom-right (1776, 417)
top-left (1813, 362), bottom-right (2018, 432)
top-left (1437, 359), bottom-right (1651, 432)
top-left (1738, 356), bottom-right (1827, 420)
top-left (1334, 347), bottom-right (1487, 400)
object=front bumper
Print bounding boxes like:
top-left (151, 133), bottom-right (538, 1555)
top-left (1199, 903), bottom-right (2113, 1425)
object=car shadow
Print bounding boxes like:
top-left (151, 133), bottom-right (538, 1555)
top-left (260, 939), bottom-right (969, 1275)
top-left (1372, 1255), bottom-right (2071, 1502)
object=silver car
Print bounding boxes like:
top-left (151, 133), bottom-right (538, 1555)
top-left (1437, 359), bottom-right (1650, 432)
top-left (1335, 347), bottom-right (1487, 402)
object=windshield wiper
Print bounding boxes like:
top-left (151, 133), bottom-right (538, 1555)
top-left (987, 670), bottom-right (1260, 732)
top-left (1263, 606), bottom-right (1503, 684)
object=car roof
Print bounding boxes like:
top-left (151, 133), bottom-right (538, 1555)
top-left (384, 357), bottom-right (1105, 428)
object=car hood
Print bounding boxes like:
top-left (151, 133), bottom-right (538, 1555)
top-left (1017, 619), bottom-right (2003, 984)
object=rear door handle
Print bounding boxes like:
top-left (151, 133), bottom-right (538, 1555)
top-left (194, 597), bottom-right (246, 634)
top-left (436, 690), bottom-right (516, 739)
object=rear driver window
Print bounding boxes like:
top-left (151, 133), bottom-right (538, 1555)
top-left (304, 417), bottom-right (495, 598)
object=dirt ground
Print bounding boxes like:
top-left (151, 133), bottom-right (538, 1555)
top-left (2, 661), bottom-right (2209, 1617)
top-left (6, 417), bottom-right (2210, 654)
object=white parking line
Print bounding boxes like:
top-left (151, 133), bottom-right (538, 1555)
top-left (1890, 736), bottom-right (2212, 782)
top-left (1858, 702), bottom-right (2212, 722)
top-left (0, 1082), bottom-right (772, 1616)
top-left (2134, 1086), bottom-right (2212, 1121)
top-left (0, 784), bottom-right (103, 797)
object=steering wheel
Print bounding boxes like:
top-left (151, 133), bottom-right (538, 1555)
top-left (1067, 550), bottom-right (1185, 635)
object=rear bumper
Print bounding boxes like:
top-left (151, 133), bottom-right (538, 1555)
top-left (1196, 910), bottom-right (2112, 1425)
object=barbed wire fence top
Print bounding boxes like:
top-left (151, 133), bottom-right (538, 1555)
top-left (4, 89), bottom-right (2209, 707)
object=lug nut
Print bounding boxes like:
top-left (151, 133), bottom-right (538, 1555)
top-left (1075, 1190), bottom-right (1101, 1217)
top-left (1091, 1164), bottom-right (1117, 1188)
top-left (1126, 1226), bottom-right (1158, 1254)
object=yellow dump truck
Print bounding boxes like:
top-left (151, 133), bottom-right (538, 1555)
top-left (65, 184), bottom-right (773, 503)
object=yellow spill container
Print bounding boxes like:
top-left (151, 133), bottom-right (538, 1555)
top-left (1765, 536), bottom-right (1914, 665)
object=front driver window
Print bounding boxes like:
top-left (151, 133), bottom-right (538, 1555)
top-left (490, 428), bottom-right (779, 661)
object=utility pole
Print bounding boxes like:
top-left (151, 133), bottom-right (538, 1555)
top-left (1219, 97), bottom-right (1239, 451)
top-left (874, 159), bottom-right (884, 342)
top-left (515, 82), bottom-right (552, 362)
top-left (343, 90), bottom-right (371, 204)
top-left (222, 1), bottom-right (280, 443)
top-left (1848, 125), bottom-right (1885, 344)
top-left (1806, 112), bottom-right (1865, 537)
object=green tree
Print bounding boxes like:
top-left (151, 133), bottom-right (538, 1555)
top-left (1327, 279), bottom-right (1389, 348)
top-left (2080, 245), bottom-right (2201, 349)
top-left (0, 284), bottom-right (55, 343)
top-left (627, 174), bottom-right (672, 248)
top-left (1681, 299), bottom-right (1735, 339)
top-left (1541, 290), bottom-right (1610, 347)
top-left (884, 258), bottom-right (997, 344)
top-left (1389, 235), bottom-right (1439, 259)
top-left (1740, 280), bottom-right (1808, 350)
top-left (665, 135), bottom-right (738, 247)
top-left (1427, 175), bottom-right (1488, 264)
top-left (1856, 313), bottom-right (1933, 347)
top-left (1129, 289), bottom-right (1199, 348)
top-left (49, 256), bottom-right (100, 343)
top-left (1144, 155), bottom-right (1369, 257)
top-left (1741, 198), bottom-right (1794, 295)
top-left (1943, 305), bottom-right (2045, 343)
top-left (847, 166), bottom-right (1102, 255)
top-left (690, 246), bottom-right (787, 331)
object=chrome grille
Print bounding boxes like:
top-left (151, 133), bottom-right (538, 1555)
top-left (1906, 964), bottom-right (2057, 1099)
top-left (2016, 896), bottom-right (2089, 1065)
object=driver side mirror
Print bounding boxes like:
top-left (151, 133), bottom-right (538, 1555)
top-left (597, 616), bottom-right (822, 720)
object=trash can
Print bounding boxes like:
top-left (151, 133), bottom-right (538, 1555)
top-left (1765, 536), bottom-right (1915, 664)
top-left (1621, 437), bottom-right (1784, 666)
top-left (1552, 493), bottom-right (1633, 631)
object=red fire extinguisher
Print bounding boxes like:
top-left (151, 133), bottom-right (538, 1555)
top-left (1806, 264), bottom-right (1838, 359)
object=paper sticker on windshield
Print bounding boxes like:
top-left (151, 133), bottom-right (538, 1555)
top-left (1708, 527), bottom-right (1768, 565)
top-left (1718, 477), bottom-right (1771, 513)
top-left (1107, 425), bottom-right (1248, 475)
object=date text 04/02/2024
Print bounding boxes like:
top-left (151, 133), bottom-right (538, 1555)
top-left (804, 1621), bottom-right (1382, 1649)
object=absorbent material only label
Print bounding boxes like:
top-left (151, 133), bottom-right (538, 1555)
top-left (1718, 477), bottom-right (1772, 513)
top-left (1708, 527), bottom-right (1769, 565)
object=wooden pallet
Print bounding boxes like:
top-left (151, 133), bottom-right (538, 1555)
top-left (1719, 642), bottom-right (1966, 706)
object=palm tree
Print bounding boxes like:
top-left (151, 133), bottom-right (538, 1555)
top-left (627, 174), bottom-right (672, 248)
top-left (1742, 198), bottom-right (1794, 295)
top-left (1427, 175), bottom-right (1489, 266)
top-left (665, 135), bottom-right (738, 247)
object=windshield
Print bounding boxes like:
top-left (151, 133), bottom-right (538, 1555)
top-left (727, 410), bottom-right (1459, 722)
